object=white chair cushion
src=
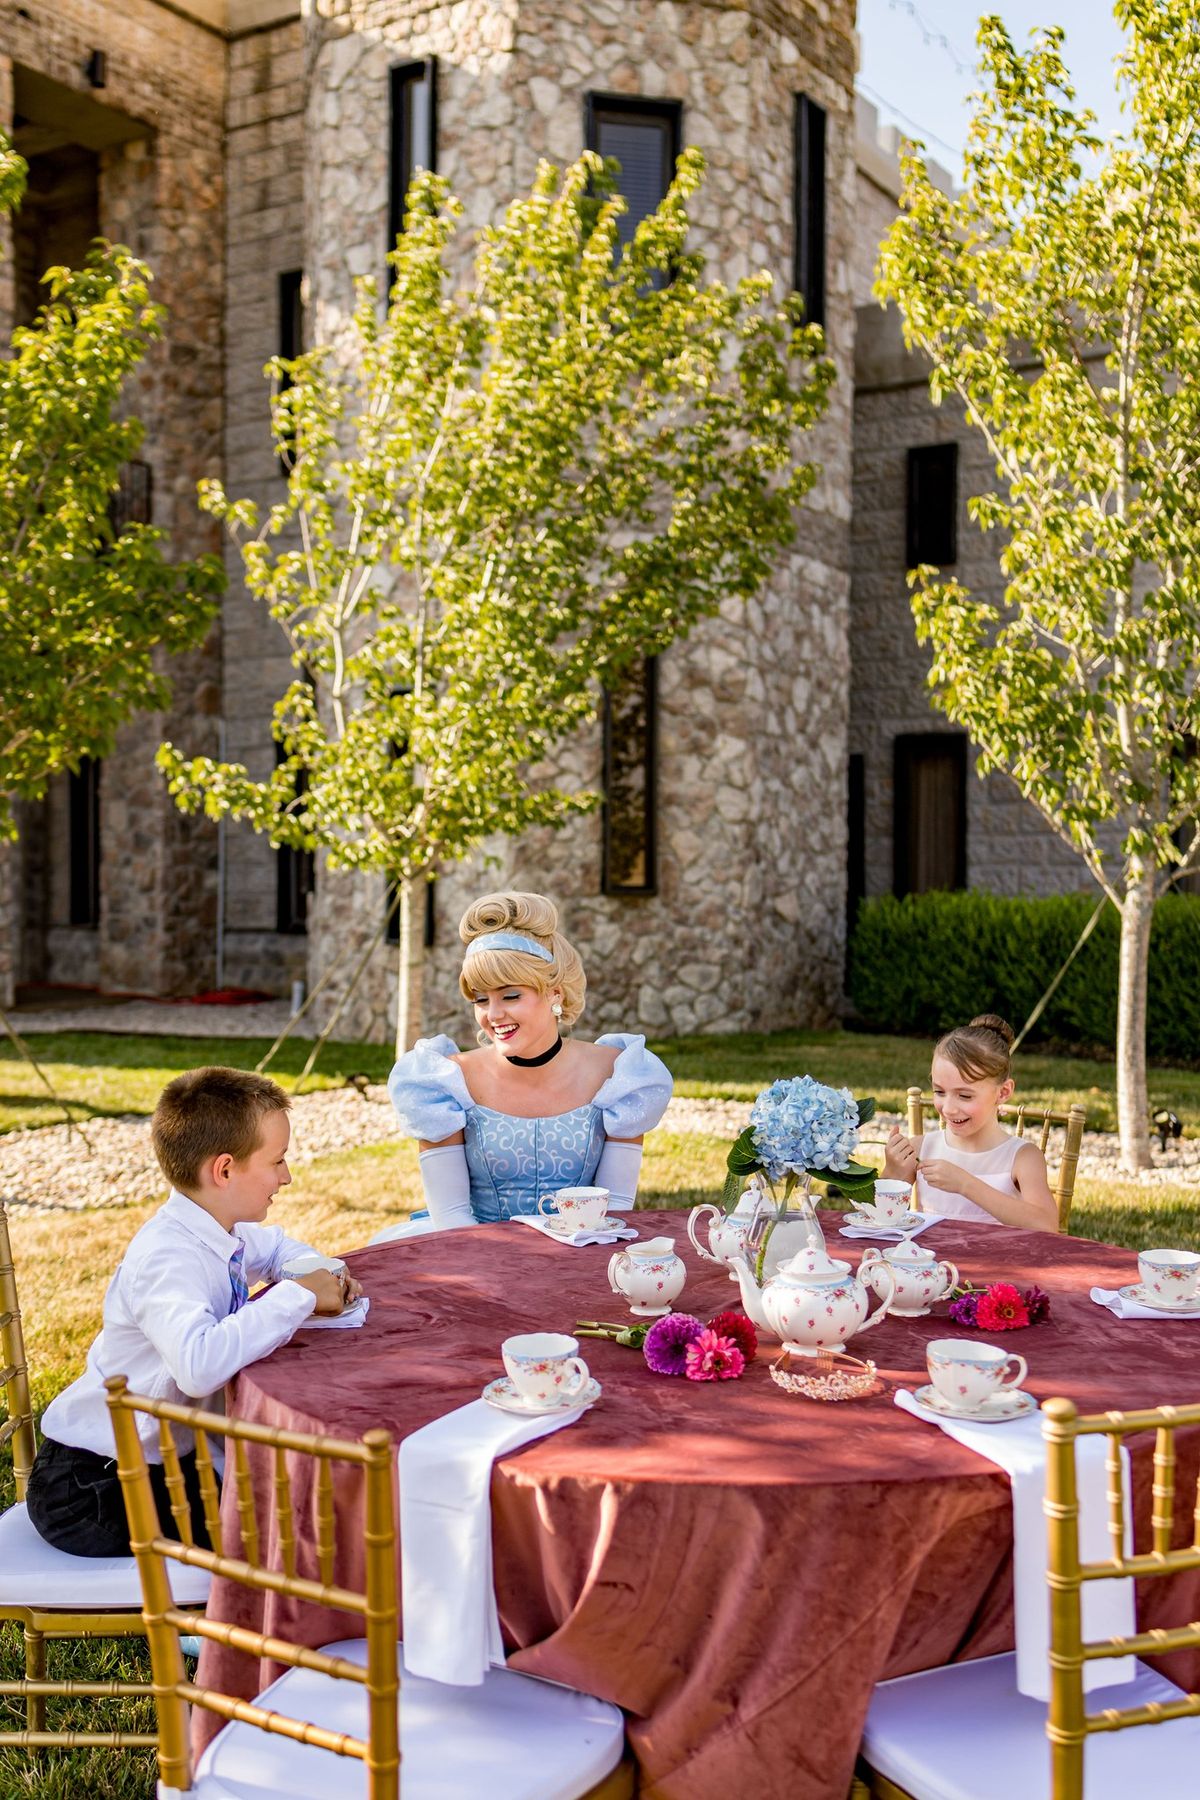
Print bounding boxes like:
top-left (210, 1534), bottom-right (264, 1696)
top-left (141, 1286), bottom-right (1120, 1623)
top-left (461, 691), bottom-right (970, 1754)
top-left (192, 1637), bottom-right (624, 1800)
top-left (0, 1501), bottom-right (211, 1609)
top-left (863, 1651), bottom-right (1200, 1800)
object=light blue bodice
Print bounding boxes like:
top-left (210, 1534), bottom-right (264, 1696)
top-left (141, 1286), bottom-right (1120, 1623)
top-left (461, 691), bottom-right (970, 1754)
top-left (388, 1032), bottom-right (673, 1226)
top-left (463, 1104), bottom-right (607, 1223)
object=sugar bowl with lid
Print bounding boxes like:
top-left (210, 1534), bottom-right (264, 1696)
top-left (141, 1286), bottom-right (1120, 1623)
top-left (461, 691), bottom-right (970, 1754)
top-left (859, 1240), bottom-right (959, 1319)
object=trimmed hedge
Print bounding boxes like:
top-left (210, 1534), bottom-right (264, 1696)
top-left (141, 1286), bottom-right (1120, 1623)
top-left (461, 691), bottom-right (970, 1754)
top-left (848, 890), bottom-right (1200, 1063)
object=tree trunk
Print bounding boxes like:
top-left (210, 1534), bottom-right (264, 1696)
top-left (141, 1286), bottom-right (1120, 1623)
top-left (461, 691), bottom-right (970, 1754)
top-left (1115, 877), bottom-right (1154, 1174)
top-left (394, 878), bottom-right (425, 1059)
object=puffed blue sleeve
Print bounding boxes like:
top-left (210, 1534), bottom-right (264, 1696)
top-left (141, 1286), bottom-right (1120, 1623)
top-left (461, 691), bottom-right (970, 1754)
top-left (592, 1033), bottom-right (673, 1137)
top-left (387, 1035), bottom-right (473, 1142)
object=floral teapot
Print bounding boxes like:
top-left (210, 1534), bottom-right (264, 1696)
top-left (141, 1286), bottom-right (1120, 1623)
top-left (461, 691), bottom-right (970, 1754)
top-left (687, 1178), bottom-right (772, 1283)
top-left (859, 1241), bottom-right (959, 1319)
top-left (732, 1242), bottom-right (896, 1357)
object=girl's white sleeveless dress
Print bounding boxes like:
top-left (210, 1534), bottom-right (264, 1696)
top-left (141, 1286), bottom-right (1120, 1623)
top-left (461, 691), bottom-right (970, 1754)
top-left (916, 1128), bottom-right (1024, 1226)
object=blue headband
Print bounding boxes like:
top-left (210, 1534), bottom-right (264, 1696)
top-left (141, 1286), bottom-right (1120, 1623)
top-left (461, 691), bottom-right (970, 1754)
top-left (462, 930), bottom-right (554, 964)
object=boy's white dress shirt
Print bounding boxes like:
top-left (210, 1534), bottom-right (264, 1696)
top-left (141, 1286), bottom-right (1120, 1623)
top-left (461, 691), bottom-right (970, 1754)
top-left (41, 1188), bottom-right (319, 1460)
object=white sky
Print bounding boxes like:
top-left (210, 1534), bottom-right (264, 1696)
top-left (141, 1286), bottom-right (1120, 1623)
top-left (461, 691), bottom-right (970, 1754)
top-left (856, 0), bottom-right (1127, 170)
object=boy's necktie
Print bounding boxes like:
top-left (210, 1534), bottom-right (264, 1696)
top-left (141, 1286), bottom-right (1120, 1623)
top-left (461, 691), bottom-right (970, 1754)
top-left (228, 1242), bottom-right (249, 1315)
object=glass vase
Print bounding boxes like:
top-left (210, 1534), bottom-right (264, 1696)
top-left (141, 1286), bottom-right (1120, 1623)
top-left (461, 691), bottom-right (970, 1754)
top-left (753, 1175), bottom-right (825, 1279)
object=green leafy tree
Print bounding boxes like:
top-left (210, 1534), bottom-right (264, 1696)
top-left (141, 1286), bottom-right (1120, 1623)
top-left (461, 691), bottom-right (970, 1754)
top-left (0, 151), bottom-right (225, 842)
top-left (160, 150), bottom-right (833, 1053)
top-left (875, 1), bottom-right (1200, 1171)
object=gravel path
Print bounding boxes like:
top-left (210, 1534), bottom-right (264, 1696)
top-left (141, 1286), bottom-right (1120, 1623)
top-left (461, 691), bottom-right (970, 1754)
top-left (9, 999), bottom-right (303, 1039)
top-left (0, 1092), bottom-right (1193, 1215)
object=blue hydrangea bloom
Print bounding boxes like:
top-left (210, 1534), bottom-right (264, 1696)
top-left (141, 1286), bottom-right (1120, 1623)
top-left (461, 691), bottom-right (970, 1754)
top-left (749, 1076), bottom-right (860, 1182)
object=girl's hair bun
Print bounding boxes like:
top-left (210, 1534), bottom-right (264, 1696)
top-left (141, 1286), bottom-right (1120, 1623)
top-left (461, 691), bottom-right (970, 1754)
top-left (459, 890), bottom-right (559, 946)
top-left (969, 1014), bottom-right (1016, 1049)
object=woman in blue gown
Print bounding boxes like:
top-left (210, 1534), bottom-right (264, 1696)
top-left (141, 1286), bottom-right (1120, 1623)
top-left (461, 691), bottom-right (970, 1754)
top-left (386, 891), bottom-right (672, 1229)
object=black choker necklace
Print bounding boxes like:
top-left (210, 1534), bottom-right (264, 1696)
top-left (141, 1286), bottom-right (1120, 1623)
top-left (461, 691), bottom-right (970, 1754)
top-left (508, 1035), bottom-right (564, 1068)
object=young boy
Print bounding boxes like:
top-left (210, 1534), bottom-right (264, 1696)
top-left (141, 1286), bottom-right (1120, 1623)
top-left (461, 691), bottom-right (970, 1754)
top-left (27, 1066), bottom-right (361, 1557)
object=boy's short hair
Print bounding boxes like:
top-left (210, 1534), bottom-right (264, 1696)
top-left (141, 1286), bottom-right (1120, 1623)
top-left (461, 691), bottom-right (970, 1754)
top-left (151, 1067), bottom-right (290, 1193)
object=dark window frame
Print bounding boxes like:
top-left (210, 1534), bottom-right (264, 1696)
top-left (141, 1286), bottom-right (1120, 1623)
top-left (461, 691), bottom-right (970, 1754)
top-left (385, 878), bottom-right (437, 949)
top-left (388, 59), bottom-right (438, 277)
top-left (108, 460), bottom-right (152, 537)
top-left (793, 93), bottom-right (826, 329)
top-left (846, 751), bottom-right (865, 984)
top-left (277, 269), bottom-right (304, 475)
top-left (892, 731), bottom-right (968, 897)
top-left (584, 92), bottom-right (682, 277)
top-left (906, 442), bottom-right (959, 568)
top-left (68, 756), bottom-right (101, 929)
top-left (601, 657), bottom-right (659, 898)
top-left (275, 741), bottom-right (315, 935)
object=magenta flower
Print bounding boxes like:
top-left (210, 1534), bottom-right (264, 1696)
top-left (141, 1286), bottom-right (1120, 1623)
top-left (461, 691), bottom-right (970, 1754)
top-left (948, 1291), bottom-right (980, 1328)
top-left (643, 1313), bottom-right (704, 1376)
top-left (684, 1329), bottom-right (746, 1382)
top-left (1024, 1285), bottom-right (1051, 1325)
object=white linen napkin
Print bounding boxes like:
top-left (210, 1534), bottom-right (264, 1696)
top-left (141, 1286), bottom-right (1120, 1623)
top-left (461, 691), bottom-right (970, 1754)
top-left (894, 1389), bottom-right (1134, 1698)
top-left (513, 1214), bottom-right (638, 1247)
top-left (297, 1296), bottom-right (371, 1330)
top-left (399, 1395), bottom-right (589, 1685)
top-left (838, 1212), bottom-right (940, 1242)
top-left (1091, 1286), bottom-right (1200, 1322)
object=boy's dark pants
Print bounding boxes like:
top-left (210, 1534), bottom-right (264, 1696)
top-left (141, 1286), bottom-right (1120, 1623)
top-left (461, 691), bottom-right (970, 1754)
top-left (26, 1436), bottom-right (214, 1557)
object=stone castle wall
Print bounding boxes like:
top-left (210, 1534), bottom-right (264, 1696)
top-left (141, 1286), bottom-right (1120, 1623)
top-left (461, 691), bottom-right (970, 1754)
top-left (219, 14), bottom-right (310, 996)
top-left (851, 304), bottom-right (1089, 901)
top-left (0, 0), bottom-right (226, 996)
top-left (300, 0), bottom-right (858, 1045)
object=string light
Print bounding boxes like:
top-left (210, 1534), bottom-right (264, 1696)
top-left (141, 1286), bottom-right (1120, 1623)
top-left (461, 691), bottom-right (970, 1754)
top-left (856, 80), bottom-right (963, 163)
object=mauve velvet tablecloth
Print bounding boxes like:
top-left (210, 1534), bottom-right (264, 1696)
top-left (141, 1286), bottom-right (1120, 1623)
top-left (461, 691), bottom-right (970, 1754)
top-left (196, 1212), bottom-right (1200, 1800)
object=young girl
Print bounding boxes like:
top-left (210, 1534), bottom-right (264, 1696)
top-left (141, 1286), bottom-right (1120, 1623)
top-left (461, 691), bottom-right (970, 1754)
top-left (882, 1014), bottom-right (1058, 1230)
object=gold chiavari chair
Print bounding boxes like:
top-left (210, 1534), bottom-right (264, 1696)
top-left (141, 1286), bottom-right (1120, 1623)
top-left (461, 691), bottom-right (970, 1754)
top-left (855, 1395), bottom-right (1200, 1799)
top-left (0, 1201), bottom-right (209, 1750)
top-left (905, 1088), bottom-right (1087, 1231)
top-left (106, 1377), bottom-right (634, 1799)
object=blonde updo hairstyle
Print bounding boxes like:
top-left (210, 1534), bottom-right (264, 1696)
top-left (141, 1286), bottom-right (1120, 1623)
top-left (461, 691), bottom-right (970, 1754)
top-left (457, 892), bottom-right (587, 1036)
top-left (934, 1013), bottom-right (1016, 1086)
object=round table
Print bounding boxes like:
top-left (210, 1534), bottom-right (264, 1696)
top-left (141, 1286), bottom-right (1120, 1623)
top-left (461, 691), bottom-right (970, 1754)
top-left (198, 1212), bottom-right (1200, 1800)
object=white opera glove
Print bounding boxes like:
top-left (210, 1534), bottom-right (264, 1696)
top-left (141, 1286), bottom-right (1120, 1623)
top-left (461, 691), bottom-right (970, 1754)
top-left (593, 1138), bottom-right (643, 1212)
top-left (418, 1143), bottom-right (476, 1230)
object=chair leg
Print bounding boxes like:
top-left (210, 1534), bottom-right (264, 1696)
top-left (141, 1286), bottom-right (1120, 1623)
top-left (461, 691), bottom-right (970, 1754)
top-left (23, 1624), bottom-right (45, 1734)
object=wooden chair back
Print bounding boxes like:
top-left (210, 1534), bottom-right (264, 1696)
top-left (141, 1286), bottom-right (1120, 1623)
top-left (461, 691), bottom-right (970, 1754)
top-left (905, 1089), bottom-right (1087, 1231)
top-left (104, 1376), bottom-right (398, 1798)
top-left (1042, 1395), bottom-right (1200, 1799)
top-left (0, 1203), bottom-right (36, 1499)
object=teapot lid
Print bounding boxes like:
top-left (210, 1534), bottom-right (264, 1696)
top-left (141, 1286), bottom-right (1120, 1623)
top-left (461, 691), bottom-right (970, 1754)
top-left (776, 1246), bottom-right (852, 1284)
top-left (732, 1177), bottom-right (770, 1218)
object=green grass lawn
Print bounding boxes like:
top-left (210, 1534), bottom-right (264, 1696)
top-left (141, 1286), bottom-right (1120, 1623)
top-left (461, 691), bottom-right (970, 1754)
top-left (5, 1024), bottom-right (1200, 1135)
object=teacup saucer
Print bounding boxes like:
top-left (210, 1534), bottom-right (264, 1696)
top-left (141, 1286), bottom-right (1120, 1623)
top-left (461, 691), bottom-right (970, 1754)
top-left (911, 1383), bottom-right (1035, 1424)
top-left (481, 1375), bottom-right (601, 1416)
top-left (542, 1215), bottom-right (629, 1238)
top-left (1119, 1282), bottom-right (1200, 1316)
top-left (847, 1209), bottom-right (927, 1234)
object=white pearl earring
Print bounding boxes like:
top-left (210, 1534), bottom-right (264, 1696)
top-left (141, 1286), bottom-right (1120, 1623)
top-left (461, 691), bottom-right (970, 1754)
top-left (552, 1002), bottom-right (563, 1018)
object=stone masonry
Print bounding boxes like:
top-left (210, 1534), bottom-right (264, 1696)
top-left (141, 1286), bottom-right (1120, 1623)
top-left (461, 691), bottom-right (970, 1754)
top-left (850, 108), bottom-right (1099, 905)
top-left (0, 0), bottom-right (225, 1001)
top-left (300, 0), bottom-right (858, 1043)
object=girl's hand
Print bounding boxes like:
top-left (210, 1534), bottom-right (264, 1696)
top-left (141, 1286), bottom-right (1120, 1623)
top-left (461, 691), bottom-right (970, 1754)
top-left (916, 1159), bottom-right (964, 1194)
top-left (883, 1126), bottom-right (918, 1180)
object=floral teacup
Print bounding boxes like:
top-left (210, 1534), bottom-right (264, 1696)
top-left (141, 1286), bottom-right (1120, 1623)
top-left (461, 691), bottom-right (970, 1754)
top-left (1137, 1248), bottom-right (1200, 1308)
top-left (608, 1237), bottom-right (686, 1317)
top-left (538, 1186), bottom-right (610, 1231)
top-left (926, 1338), bottom-right (1027, 1413)
top-left (501, 1333), bottom-right (590, 1408)
top-left (854, 1181), bottom-right (912, 1227)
